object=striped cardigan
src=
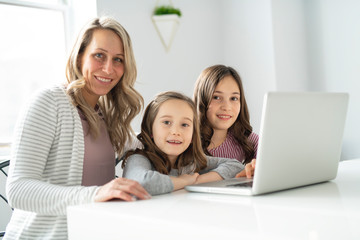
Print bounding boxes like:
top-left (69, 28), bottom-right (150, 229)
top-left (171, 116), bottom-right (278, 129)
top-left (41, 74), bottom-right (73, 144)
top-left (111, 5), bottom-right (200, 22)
top-left (5, 86), bottom-right (104, 239)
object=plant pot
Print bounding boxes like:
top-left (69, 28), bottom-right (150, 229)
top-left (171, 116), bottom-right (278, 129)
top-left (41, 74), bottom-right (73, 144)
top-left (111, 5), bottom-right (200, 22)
top-left (152, 14), bottom-right (180, 52)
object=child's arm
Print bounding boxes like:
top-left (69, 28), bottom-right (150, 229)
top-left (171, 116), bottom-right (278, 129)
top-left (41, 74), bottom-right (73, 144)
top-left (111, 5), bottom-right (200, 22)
top-left (123, 154), bottom-right (199, 195)
top-left (198, 156), bottom-right (244, 183)
top-left (123, 154), bottom-right (174, 196)
top-left (195, 171), bottom-right (223, 184)
top-left (170, 173), bottom-right (199, 191)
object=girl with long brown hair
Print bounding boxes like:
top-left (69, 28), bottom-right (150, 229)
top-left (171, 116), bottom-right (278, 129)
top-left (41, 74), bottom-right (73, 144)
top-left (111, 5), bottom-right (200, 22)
top-left (122, 91), bottom-right (252, 195)
top-left (193, 65), bottom-right (258, 165)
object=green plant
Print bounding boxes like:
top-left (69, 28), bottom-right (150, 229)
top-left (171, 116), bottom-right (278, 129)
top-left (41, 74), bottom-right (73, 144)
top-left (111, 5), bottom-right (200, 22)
top-left (154, 5), bottom-right (182, 17)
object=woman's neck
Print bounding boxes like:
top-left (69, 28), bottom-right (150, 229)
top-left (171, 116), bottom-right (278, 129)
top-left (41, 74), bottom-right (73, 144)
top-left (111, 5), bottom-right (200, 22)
top-left (208, 129), bottom-right (228, 150)
top-left (81, 88), bottom-right (99, 109)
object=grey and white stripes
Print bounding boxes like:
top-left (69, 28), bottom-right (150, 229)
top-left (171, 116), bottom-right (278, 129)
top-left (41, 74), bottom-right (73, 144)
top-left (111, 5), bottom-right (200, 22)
top-left (5, 86), bottom-right (99, 239)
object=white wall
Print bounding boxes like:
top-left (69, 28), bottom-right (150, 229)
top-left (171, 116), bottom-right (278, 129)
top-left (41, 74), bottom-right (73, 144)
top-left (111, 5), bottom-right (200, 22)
top-left (96, 0), bottom-right (360, 160)
top-left (271, 0), bottom-right (309, 92)
top-left (221, 0), bottom-right (277, 134)
top-left (304, 0), bottom-right (360, 160)
top-left (96, 0), bottom-right (223, 130)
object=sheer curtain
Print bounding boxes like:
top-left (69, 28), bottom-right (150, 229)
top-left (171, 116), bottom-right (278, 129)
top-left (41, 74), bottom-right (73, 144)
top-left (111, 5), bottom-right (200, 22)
top-left (0, 2), bottom-right (67, 156)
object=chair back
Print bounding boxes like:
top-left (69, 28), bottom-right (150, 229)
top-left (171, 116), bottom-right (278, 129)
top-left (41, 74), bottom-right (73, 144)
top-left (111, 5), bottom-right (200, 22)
top-left (0, 159), bottom-right (11, 237)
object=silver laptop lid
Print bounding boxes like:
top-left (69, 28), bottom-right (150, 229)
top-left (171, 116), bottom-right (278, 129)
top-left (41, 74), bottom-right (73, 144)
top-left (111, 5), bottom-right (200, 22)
top-left (252, 92), bottom-right (349, 195)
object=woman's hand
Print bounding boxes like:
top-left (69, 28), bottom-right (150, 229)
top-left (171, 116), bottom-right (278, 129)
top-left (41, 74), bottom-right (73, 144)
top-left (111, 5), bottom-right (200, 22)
top-left (235, 159), bottom-right (256, 178)
top-left (94, 178), bottom-right (151, 202)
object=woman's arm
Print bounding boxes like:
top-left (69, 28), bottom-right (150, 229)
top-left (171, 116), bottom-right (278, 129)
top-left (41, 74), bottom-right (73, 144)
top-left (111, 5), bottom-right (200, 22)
top-left (7, 88), bottom-right (99, 216)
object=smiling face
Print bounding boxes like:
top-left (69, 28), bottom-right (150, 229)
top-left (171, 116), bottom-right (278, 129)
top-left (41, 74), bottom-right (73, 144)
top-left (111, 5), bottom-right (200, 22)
top-left (80, 29), bottom-right (125, 107)
top-left (206, 75), bottom-right (241, 134)
top-left (152, 99), bottom-right (194, 164)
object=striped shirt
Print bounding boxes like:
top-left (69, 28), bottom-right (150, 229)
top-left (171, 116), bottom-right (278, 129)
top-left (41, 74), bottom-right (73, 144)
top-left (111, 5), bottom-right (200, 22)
top-left (4, 85), bottom-right (138, 240)
top-left (208, 132), bottom-right (259, 164)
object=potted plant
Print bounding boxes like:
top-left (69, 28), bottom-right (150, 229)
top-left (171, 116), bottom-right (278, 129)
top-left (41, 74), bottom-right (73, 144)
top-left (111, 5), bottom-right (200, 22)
top-left (153, 5), bottom-right (182, 17)
top-left (152, 5), bottom-right (182, 51)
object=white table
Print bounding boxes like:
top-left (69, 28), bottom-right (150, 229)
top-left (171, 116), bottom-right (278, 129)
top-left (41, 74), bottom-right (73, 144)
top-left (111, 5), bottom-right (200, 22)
top-left (68, 159), bottom-right (360, 240)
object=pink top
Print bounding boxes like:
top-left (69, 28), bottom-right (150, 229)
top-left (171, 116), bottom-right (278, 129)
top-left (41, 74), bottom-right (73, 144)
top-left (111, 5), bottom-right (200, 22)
top-left (78, 108), bottom-right (115, 186)
top-left (208, 132), bottom-right (259, 164)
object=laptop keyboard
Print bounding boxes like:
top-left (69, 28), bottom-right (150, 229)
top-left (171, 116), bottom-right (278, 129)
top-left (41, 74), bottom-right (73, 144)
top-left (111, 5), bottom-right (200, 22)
top-left (228, 181), bottom-right (253, 188)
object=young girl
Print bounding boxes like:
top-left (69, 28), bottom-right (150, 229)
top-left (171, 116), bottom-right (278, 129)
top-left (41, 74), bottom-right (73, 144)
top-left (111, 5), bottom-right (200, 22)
top-left (193, 64), bottom-right (258, 165)
top-left (122, 91), bottom-right (253, 195)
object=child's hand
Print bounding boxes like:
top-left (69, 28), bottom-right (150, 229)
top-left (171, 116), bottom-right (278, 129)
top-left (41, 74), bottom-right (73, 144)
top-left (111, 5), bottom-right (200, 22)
top-left (170, 173), bottom-right (199, 191)
top-left (195, 172), bottom-right (223, 184)
top-left (235, 159), bottom-right (256, 178)
top-left (178, 173), bottom-right (200, 185)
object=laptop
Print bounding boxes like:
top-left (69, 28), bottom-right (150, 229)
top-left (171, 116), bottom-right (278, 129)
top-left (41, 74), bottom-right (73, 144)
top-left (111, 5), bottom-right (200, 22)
top-left (185, 92), bottom-right (349, 196)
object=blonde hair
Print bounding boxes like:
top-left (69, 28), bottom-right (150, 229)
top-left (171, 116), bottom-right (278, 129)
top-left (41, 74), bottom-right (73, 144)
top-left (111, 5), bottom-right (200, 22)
top-left (124, 91), bottom-right (207, 174)
top-left (65, 16), bottom-right (143, 156)
top-left (193, 64), bottom-right (255, 164)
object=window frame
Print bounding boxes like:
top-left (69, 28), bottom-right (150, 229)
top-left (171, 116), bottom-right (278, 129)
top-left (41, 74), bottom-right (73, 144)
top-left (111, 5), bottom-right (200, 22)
top-left (0, 0), bottom-right (71, 50)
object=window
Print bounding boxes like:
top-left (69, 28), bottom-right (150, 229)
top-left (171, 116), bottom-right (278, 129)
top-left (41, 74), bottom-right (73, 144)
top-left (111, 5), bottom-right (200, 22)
top-left (0, 0), bottom-right (68, 156)
top-left (21, 0), bottom-right (60, 4)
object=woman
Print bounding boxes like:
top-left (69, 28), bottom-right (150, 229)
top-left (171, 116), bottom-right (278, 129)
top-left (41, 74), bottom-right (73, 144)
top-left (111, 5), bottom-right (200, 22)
top-left (5, 17), bottom-right (150, 239)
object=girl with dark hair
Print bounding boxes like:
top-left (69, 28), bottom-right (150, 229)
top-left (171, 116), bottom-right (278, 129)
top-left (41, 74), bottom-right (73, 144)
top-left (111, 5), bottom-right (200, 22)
top-left (193, 65), bottom-right (258, 165)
